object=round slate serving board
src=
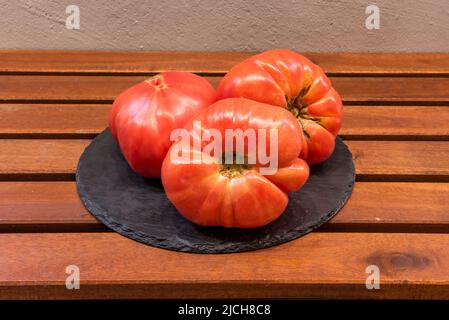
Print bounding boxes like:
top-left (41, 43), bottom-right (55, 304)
top-left (76, 129), bottom-right (355, 253)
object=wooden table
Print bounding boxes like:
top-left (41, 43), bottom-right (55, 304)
top-left (1, 51), bottom-right (449, 299)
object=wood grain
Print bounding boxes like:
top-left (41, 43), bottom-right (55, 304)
top-left (329, 182), bottom-right (449, 231)
top-left (348, 141), bottom-right (449, 181)
top-left (333, 77), bottom-right (449, 104)
top-left (2, 51), bottom-right (449, 75)
top-left (341, 106), bottom-right (449, 140)
top-left (1, 75), bottom-right (449, 103)
top-left (1, 182), bottom-right (448, 233)
top-left (2, 104), bottom-right (449, 140)
top-left (0, 182), bottom-right (101, 232)
top-left (0, 140), bottom-right (87, 179)
top-left (0, 51), bottom-right (250, 74)
top-left (0, 104), bottom-right (109, 138)
top-left (2, 232), bottom-right (449, 299)
top-left (1, 140), bottom-right (448, 181)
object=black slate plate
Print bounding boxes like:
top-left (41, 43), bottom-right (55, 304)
top-left (76, 129), bottom-right (355, 253)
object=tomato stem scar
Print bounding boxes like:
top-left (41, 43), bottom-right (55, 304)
top-left (219, 153), bottom-right (251, 179)
top-left (145, 75), bottom-right (167, 89)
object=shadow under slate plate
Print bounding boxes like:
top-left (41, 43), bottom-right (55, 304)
top-left (76, 129), bottom-right (355, 253)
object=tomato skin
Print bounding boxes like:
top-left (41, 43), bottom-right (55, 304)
top-left (217, 49), bottom-right (343, 165)
top-left (161, 98), bottom-right (310, 228)
top-left (108, 72), bottom-right (216, 177)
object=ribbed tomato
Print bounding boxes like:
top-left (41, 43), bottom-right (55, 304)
top-left (109, 72), bottom-right (216, 177)
top-left (161, 98), bottom-right (309, 228)
top-left (217, 49), bottom-right (343, 164)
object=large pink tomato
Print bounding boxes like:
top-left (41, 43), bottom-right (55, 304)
top-left (161, 98), bottom-right (309, 228)
top-left (217, 49), bottom-right (343, 165)
top-left (109, 72), bottom-right (216, 177)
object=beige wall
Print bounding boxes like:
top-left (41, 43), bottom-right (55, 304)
top-left (0, 0), bottom-right (448, 52)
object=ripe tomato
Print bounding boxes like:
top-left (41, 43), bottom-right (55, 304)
top-left (109, 72), bottom-right (216, 177)
top-left (217, 49), bottom-right (343, 164)
top-left (161, 98), bottom-right (309, 228)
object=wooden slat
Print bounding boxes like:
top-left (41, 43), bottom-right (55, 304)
top-left (0, 140), bottom-right (87, 180)
top-left (349, 141), bottom-right (449, 181)
top-left (341, 106), bottom-right (449, 140)
top-left (0, 182), bottom-right (101, 232)
top-left (1, 182), bottom-right (448, 233)
top-left (334, 77), bottom-right (449, 104)
top-left (0, 75), bottom-right (143, 103)
top-left (328, 182), bottom-right (449, 232)
top-left (0, 104), bottom-right (108, 138)
top-left (1, 51), bottom-right (449, 75)
top-left (308, 52), bottom-right (449, 75)
top-left (2, 104), bottom-right (449, 140)
top-left (2, 232), bottom-right (449, 299)
top-left (0, 51), bottom-right (250, 74)
top-left (1, 75), bottom-right (449, 103)
top-left (1, 140), bottom-right (449, 181)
